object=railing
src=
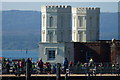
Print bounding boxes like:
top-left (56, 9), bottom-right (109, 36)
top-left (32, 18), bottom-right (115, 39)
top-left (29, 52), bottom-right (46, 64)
top-left (72, 63), bottom-right (120, 74)
top-left (1, 58), bottom-right (120, 75)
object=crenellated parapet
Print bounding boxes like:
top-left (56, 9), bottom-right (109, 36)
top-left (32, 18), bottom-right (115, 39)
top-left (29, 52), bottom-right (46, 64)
top-left (41, 5), bottom-right (71, 13)
top-left (72, 7), bottom-right (100, 14)
top-left (46, 5), bottom-right (71, 8)
top-left (76, 7), bottom-right (100, 10)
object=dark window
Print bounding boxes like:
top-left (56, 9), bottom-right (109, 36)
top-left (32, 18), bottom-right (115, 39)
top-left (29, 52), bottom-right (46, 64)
top-left (48, 50), bottom-right (55, 60)
top-left (78, 16), bottom-right (84, 27)
top-left (49, 32), bottom-right (53, 42)
top-left (50, 16), bottom-right (53, 27)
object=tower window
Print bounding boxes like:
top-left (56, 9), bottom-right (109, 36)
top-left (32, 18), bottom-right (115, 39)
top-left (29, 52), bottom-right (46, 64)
top-left (50, 16), bottom-right (53, 27)
top-left (78, 31), bottom-right (83, 42)
top-left (48, 50), bottom-right (55, 60)
top-left (49, 32), bottom-right (53, 42)
top-left (45, 48), bottom-right (57, 60)
top-left (78, 16), bottom-right (84, 27)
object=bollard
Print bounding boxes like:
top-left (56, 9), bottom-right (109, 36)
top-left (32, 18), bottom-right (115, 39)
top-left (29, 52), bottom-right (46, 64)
top-left (26, 59), bottom-right (31, 80)
top-left (56, 63), bottom-right (61, 80)
top-left (65, 69), bottom-right (69, 80)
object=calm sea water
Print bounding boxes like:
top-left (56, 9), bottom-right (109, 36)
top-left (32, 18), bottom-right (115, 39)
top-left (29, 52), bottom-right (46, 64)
top-left (2, 49), bottom-right (39, 62)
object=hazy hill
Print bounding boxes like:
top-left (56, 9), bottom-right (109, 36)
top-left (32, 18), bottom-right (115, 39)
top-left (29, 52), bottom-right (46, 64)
top-left (2, 10), bottom-right (118, 50)
top-left (2, 10), bottom-right (41, 50)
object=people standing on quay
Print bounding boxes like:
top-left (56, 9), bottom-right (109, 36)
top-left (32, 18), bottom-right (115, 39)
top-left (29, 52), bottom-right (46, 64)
top-left (52, 64), bottom-right (56, 74)
top-left (46, 62), bottom-right (51, 74)
top-left (88, 58), bottom-right (93, 67)
top-left (5, 61), bottom-right (10, 74)
top-left (12, 61), bottom-right (20, 76)
top-left (12, 62), bottom-right (17, 75)
top-left (19, 61), bottom-right (24, 74)
top-left (26, 58), bottom-right (32, 79)
top-left (63, 58), bottom-right (68, 73)
top-left (69, 61), bottom-right (73, 74)
top-left (16, 61), bottom-right (21, 76)
top-left (32, 62), bottom-right (35, 73)
top-left (38, 58), bottom-right (43, 73)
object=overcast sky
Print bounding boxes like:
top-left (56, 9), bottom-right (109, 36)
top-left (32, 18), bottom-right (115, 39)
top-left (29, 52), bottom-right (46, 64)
top-left (2, 2), bottom-right (119, 12)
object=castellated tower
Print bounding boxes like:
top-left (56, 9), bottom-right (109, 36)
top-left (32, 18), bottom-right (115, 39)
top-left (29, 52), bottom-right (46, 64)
top-left (41, 5), bottom-right (71, 43)
top-left (72, 7), bottom-right (100, 42)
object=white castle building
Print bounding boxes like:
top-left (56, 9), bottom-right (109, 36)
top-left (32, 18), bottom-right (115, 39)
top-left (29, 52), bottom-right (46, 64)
top-left (38, 5), bottom-right (100, 63)
top-left (72, 7), bottom-right (100, 42)
top-left (41, 5), bottom-right (71, 43)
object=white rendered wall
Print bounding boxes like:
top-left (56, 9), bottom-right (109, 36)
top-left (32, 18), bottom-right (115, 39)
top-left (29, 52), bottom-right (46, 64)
top-left (41, 6), bottom-right (71, 43)
top-left (38, 42), bottom-right (74, 64)
top-left (38, 43), bottom-right (65, 63)
top-left (72, 7), bottom-right (100, 42)
top-left (39, 5), bottom-right (73, 63)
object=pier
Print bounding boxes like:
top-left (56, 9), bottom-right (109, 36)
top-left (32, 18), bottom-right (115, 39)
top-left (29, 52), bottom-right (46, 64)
top-left (1, 74), bottom-right (120, 80)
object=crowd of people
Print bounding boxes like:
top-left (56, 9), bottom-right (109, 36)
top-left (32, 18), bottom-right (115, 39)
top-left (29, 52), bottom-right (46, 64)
top-left (2, 57), bottom-right (73, 76)
top-left (1, 57), bottom-right (120, 76)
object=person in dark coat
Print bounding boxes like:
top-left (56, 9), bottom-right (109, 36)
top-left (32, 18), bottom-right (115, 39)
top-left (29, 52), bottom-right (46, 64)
top-left (12, 62), bottom-right (17, 75)
top-left (38, 58), bottom-right (43, 73)
top-left (16, 61), bottom-right (21, 76)
top-left (26, 58), bottom-right (32, 78)
top-left (63, 58), bottom-right (68, 73)
top-left (5, 61), bottom-right (10, 74)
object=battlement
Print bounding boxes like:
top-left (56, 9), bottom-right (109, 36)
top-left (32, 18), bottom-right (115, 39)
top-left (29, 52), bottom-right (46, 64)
top-left (41, 5), bottom-right (100, 13)
top-left (72, 7), bottom-right (100, 14)
top-left (46, 5), bottom-right (71, 8)
top-left (41, 5), bottom-right (71, 13)
top-left (76, 7), bottom-right (100, 10)
top-left (41, 5), bottom-right (71, 9)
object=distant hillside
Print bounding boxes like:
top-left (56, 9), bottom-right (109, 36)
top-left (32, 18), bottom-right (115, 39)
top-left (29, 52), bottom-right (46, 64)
top-left (2, 10), bottom-right (41, 50)
top-left (2, 10), bottom-right (118, 50)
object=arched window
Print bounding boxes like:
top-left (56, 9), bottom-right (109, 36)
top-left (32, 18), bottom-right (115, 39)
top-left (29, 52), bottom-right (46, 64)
top-left (78, 16), bottom-right (84, 27)
top-left (49, 16), bottom-right (53, 27)
top-left (78, 31), bottom-right (83, 42)
top-left (49, 32), bottom-right (53, 42)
